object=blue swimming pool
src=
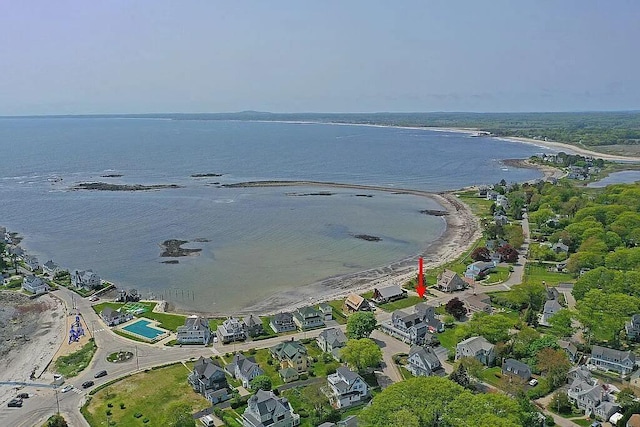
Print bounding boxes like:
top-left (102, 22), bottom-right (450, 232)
top-left (121, 319), bottom-right (165, 340)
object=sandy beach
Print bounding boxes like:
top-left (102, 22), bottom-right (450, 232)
top-left (222, 181), bottom-right (482, 316)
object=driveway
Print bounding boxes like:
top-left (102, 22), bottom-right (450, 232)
top-left (369, 330), bottom-right (408, 384)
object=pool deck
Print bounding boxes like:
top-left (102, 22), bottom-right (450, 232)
top-left (117, 318), bottom-right (170, 343)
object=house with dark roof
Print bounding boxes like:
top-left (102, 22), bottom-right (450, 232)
top-left (176, 316), bottom-right (211, 345)
top-left (225, 353), bottom-right (264, 388)
top-left (567, 374), bottom-right (620, 421)
top-left (501, 358), bottom-right (531, 381)
top-left (414, 303), bottom-right (444, 332)
top-left (317, 328), bottom-right (347, 356)
top-left (463, 293), bottom-right (492, 314)
top-left (379, 309), bottom-right (435, 346)
top-left (71, 269), bottom-right (101, 290)
top-left (243, 314), bottom-right (264, 338)
top-left (216, 317), bottom-right (247, 344)
top-left (23, 255), bottom-right (40, 272)
top-left (455, 336), bottom-right (496, 366)
top-left (22, 275), bottom-right (49, 295)
top-left (552, 242), bottom-right (569, 254)
top-left (407, 345), bottom-right (444, 377)
top-left (279, 367), bottom-right (299, 383)
top-left (100, 307), bottom-right (133, 327)
top-left (292, 306), bottom-right (325, 331)
top-left (269, 312), bottom-right (296, 334)
top-left (241, 389), bottom-right (300, 427)
top-left (590, 345), bottom-right (636, 376)
top-left (188, 356), bottom-right (229, 403)
top-left (42, 260), bottom-right (63, 277)
top-left (270, 340), bottom-right (308, 373)
top-left (326, 367), bottom-right (369, 409)
top-left (372, 285), bottom-right (407, 304)
top-left (318, 303), bottom-right (333, 321)
top-left (540, 299), bottom-right (563, 326)
top-left (343, 293), bottom-right (369, 314)
top-left (437, 269), bottom-right (467, 293)
top-left (625, 314), bottom-right (640, 341)
top-left (465, 261), bottom-right (496, 279)
top-left (558, 340), bottom-right (579, 363)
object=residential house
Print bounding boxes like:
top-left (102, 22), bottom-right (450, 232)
top-left (270, 312), bottom-right (296, 334)
top-left (71, 269), bottom-right (101, 290)
top-left (279, 367), bottom-right (299, 383)
top-left (463, 293), bottom-right (492, 314)
top-left (567, 376), bottom-right (619, 421)
top-left (590, 345), bottom-right (636, 376)
top-left (455, 336), bottom-right (496, 366)
top-left (116, 289), bottom-right (141, 303)
top-left (343, 293), bottom-right (369, 314)
top-left (407, 345), bottom-right (444, 377)
top-left (22, 275), bottom-right (49, 295)
top-left (226, 353), bottom-right (264, 388)
top-left (188, 356), bottom-right (229, 404)
top-left (100, 307), bottom-right (133, 326)
top-left (317, 416), bottom-right (358, 427)
top-left (540, 299), bottom-right (563, 326)
top-left (379, 308), bottom-right (437, 346)
top-left (216, 317), bottom-right (247, 344)
top-left (414, 303), bottom-right (444, 332)
top-left (293, 306), bottom-right (325, 331)
top-left (552, 242), bottom-right (569, 254)
top-left (436, 269), bottom-right (467, 293)
top-left (496, 194), bottom-right (509, 209)
top-left (567, 365), bottom-right (594, 384)
top-left (243, 314), bottom-right (264, 338)
top-left (317, 328), bottom-right (347, 359)
top-left (372, 285), bottom-right (407, 304)
top-left (270, 340), bottom-right (308, 373)
top-left (8, 246), bottom-right (24, 259)
top-left (558, 340), bottom-right (579, 363)
top-left (326, 367), bottom-right (369, 409)
top-left (42, 260), bottom-right (62, 277)
top-left (318, 303), bottom-right (333, 321)
top-left (465, 261), bottom-right (496, 279)
top-left (625, 314), bottom-right (640, 341)
top-left (241, 389), bottom-right (300, 427)
top-left (493, 213), bottom-right (509, 226)
top-left (176, 315), bottom-right (211, 345)
top-left (501, 358), bottom-right (531, 381)
top-left (23, 255), bottom-right (39, 271)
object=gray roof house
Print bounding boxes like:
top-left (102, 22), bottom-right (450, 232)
top-left (540, 299), bottom-right (563, 326)
top-left (317, 328), bottom-right (347, 355)
top-left (372, 285), bottom-right (407, 304)
top-left (293, 306), bottom-right (325, 331)
top-left (455, 336), bottom-right (496, 366)
top-left (437, 269), bottom-right (467, 293)
top-left (226, 353), bottom-right (264, 389)
top-left (270, 340), bottom-right (308, 373)
top-left (42, 260), bottom-right (63, 277)
top-left (23, 255), bottom-right (40, 271)
top-left (326, 367), bottom-right (369, 409)
top-left (71, 269), bottom-right (101, 290)
top-left (625, 314), bottom-right (640, 341)
top-left (463, 293), bottom-right (492, 314)
top-left (176, 315), bottom-right (211, 345)
top-left (188, 356), bottom-right (229, 403)
top-left (318, 303), bottom-right (333, 321)
top-left (216, 317), bottom-right (247, 344)
top-left (502, 358), bottom-right (531, 381)
top-left (22, 275), bottom-right (49, 295)
top-left (591, 345), bottom-right (636, 376)
top-left (241, 389), bottom-right (300, 427)
top-left (407, 345), bottom-right (444, 377)
top-left (243, 314), bottom-right (264, 338)
top-left (379, 309), bottom-right (436, 346)
top-left (269, 312), bottom-right (296, 334)
top-left (100, 307), bottom-right (133, 327)
top-left (558, 340), bottom-right (579, 363)
top-left (552, 242), bottom-right (570, 253)
top-left (567, 376), bottom-right (619, 421)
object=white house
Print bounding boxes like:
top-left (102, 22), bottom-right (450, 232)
top-left (242, 390), bottom-right (300, 427)
top-left (23, 255), bottom-right (40, 272)
top-left (216, 317), bottom-right (246, 344)
top-left (407, 345), bottom-right (444, 377)
top-left (100, 307), bottom-right (133, 326)
top-left (455, 336), bottom-right (496, 366)
top-left (71, 269), bottom-right (101, 290)
top-left (22, 275), bottom-right (49, 295)
top-left (42, 260), bottom-right (63, 277)
top-left (176, 315), bottom-right (211, 345)
top-left (326, 367), bottom-right (369, 409)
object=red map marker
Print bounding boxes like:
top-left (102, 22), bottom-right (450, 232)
top-left (417, 256), bottom-right (426, 298)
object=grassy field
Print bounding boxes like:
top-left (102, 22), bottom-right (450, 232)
top-left (139, 310), bottom-right (186, 332)
top-left (250, 349), bottom-right (284, 388)
top-left (523, 264), bottom-right (575, 286)
top-left (54, 339), bottom-right (97, 378)
top-left (456, 192), bottom-right (495, 218)
top-left (82, 363), bottom-right (209, 426)
top-left (478, 367), bottom-right (503, 388)
top-left (480, 266), bottom-right (511, 285)
top-left (376, 295), bottom-right (425, 312)
top-left (437, 328), bottom-right (459, 352)
top-left (306, 341), bottom-right (340, 377)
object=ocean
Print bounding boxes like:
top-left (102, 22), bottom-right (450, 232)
top-left (0, 118), bottom-right (553, 312)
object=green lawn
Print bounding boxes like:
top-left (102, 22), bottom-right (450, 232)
top-left (376, 296), bottom-right (425, 312)
top-left (82, 363), bottom-right (209, 426)
top-left (306, 342), bottom-right (340, 377)
top-left (523, 264), bottom-right (575, 286)
top-left (282, 384), bottom-right (332, 427)
top-left (437, 328), bottom-right (459, 352)
top-left (480, 266), bottom-right (511, 285)
top-left (250, 349), bottom-right (284, 388)
top-left (571, 419), bottom-right (595, 427)
top-left (139, 310), bottom-right (186, 332)
top-left (54, 339), bottom-right (97, 378)
top-left (208, 317), bottom-right (225, 331)
top-left (259, 317), bottom-right (277, 336)
top-left (478, 367), bottom-right (503, 388)
top-left (92, 302), bottom-right (125, 315)
top-left (457, 192), bottom-right (496, 217)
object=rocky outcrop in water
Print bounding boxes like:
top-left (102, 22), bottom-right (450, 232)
top-left (73, 182), bottom-right (181, 191)
top-left (160, 239), bottom-right (202, 257)
top-left (351, 234), bottom-right (382, 242)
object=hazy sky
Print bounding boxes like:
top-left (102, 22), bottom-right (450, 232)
top-left (1, 1), bottom-right (639, 115)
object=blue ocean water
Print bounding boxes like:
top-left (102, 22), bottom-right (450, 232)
top-left (0, 119), bottom-right (552, 312)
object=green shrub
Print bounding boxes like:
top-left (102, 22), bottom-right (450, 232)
top-left (134, 413), bottom-right (143, 418)
top-left (299, 373), bottom-right (308, 380)
top-left (106, 410), bottom-right (112, 416)
top-left (107, 403), bottom-right (113, 408)
top-left (143, 419), bottom-right (149, 423)
top-left (119, 403), bottom-right (125, 409)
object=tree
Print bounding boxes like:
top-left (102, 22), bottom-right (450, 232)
top-left (163, 402), bottom-right (195, 427)
top-left (47, 415), bottom-right (68, 427)
top-left (445, 297), bottom-right (467, 320)
top-left (250, 375), bottom-right (272, 391)
top-left (536, 348), bottom-right (570, 389)
top-left (547, 309), bottom-right (574, 338)
top-left (497, 243), bottom-right (519, 263)
top-left (454, 356), bottom-right (485, 378)
top-left (346, 311), bottom-right (377, 339)
top-left (471, 247), bottom-right (491, 262)
top-left (615, 387), bottom-right (637, 410)
top-left (549, 391), bottom-right (572, 415)
top-left (449, 362), bottom-right (470, 389)
top-left (341, 338), bottom-right (382, 372)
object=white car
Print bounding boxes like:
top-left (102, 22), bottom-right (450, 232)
top-left (528, 378), bottom-right (538, 387)
top-left (213, 336), bottom-right (218, 343)
top-left (60, 385), bottom-right (73, 393)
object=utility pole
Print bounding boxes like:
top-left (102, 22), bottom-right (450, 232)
top-left (55, 387), bottom-right (60, 414)
top-left (135, 346), bottom-right (139, 371)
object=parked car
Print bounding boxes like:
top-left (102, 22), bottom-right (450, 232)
top-left (16, 393), bottom-right (29, 399)
top-left (528, 378), bottom-right (538, 387)
top-left (7, 398), bottom-right (22, 408)
top-left (213, 336), bottom-right (218, 343)
top-left (60, 385), bottom-right (73, 393)
top-left (94, 370), bottom-right (108, 378)
top-left (89, 296), bottom-right (99, 302)
top-left (82, 381), bottom-right (94, 389)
